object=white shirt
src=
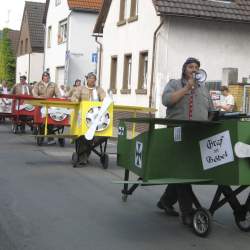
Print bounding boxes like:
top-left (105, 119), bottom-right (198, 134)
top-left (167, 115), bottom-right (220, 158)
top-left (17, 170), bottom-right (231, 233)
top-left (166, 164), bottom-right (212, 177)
top-left (59, 88), bottom-right (65, 97)
top-left (2, 86), bottom-right (8, 94)
top-left (220, 94), bottom-right (235, 111)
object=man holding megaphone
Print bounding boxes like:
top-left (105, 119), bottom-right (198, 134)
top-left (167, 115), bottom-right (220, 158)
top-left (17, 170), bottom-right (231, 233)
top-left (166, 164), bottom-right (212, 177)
top-left (157, 57), bottom-right (214, 226)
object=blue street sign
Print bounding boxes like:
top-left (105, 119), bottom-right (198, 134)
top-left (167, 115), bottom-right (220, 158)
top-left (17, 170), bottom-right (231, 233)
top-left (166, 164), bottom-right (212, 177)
top-left (92, 53), bottom-right (98, 63)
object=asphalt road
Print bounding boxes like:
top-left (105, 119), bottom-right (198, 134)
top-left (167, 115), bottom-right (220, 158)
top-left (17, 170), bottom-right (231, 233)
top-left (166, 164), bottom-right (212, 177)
top-left (0, 122), bottom-right (250, 250)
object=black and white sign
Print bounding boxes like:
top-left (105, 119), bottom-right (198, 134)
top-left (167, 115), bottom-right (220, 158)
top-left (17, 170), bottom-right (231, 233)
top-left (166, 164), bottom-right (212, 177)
top-left (135, 141), bottom-right (143, 168)
top-left (199, 130), bottom-right (234, 170)
top-left (118, 126), bottom-right (125, 136)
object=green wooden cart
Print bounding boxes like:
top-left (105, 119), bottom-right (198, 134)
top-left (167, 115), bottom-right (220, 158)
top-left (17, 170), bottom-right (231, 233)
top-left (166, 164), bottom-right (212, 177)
top-left (116, 118), bottom-right (250, 236)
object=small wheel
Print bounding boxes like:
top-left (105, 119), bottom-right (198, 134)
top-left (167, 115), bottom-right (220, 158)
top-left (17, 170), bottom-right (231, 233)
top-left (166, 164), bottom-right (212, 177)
top-left (72, 152), bottom-right (78, 164)
top-left (37, 137), bottom-right (44, 146)
top-left (122, 194), bottom-right (128, 202)
top-left (235, 206), bottom-right (250, 232)
top-left (100, 154), bottom-right (109, 169)
top-left (58, 138), bottom-right (65, 147)
top-left (192, 208), bottom-right (212, 237)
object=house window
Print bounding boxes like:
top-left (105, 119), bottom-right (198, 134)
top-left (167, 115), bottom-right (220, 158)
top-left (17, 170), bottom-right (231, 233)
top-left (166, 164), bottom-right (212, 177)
top-left (109, 56), bottom-right (118, 94)
top-left (130, 0), bottom-right (138, 18)
top-left (136, 51), bottom-right (148, 94)
top-left (55, 0), bottom-right (61, 6)
top-left (58, 19), bottom-right (67, 44)
top-left (118, 0), bottom-right (127, 26)
top-left (121, 54), bottom-right (132, 93)
top-left (25, 38), bottom-right (28, 53)
top-left (20, 40), bottom-right (23, 55)
top-left (47, 26), bottom-right (52, 48)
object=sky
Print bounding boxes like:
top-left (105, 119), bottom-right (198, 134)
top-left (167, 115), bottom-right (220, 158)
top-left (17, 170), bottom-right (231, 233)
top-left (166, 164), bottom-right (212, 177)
top-left (0, 0), bottom-right (46, 30)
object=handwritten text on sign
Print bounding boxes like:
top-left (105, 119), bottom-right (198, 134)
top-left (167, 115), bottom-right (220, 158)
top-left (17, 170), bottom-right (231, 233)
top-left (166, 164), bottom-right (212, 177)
top-left (199, 130), bottom-right (234, 170)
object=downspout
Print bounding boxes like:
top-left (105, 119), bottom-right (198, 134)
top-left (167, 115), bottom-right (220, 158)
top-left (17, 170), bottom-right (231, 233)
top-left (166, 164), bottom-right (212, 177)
top-left (149, 20), bottom-right (164, 109)
top-left (28, 53), bottom-right (31, 83)
top-left (94, 35), bottom-right (103, 86)
top-left (42, 24), bottom-right (46, 72)
top-left (66, 10), bottom-right (72, 85)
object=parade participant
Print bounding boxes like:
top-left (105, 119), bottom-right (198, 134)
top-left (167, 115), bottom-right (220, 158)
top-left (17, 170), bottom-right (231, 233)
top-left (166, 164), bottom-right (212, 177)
top-left (158, 57), bottom-right (214, 226)
top-left (32, 72), bottom-right (61, 144)
top-left (216, 86), bottom-right (235, 112)
top-left (71, 73), bottom-right (105, 102)
top-left (12, 75), bottom-right (32, 95)
top-left (71, 72), bottom-right (106, 165)
top-left (32, 72), bottom-right (61, 98)
top-left (1, 80), bottom-right (9, 94)
top-left (1, 80), bottom-right (10, 104)
top-left (0, 80), bottom-right (11, 121)
top-left (66, 79), bottom-right (81, 98)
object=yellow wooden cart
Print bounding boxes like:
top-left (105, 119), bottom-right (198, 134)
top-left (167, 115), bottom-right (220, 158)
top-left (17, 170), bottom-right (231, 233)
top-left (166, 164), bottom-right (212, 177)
top-left (25, 98), bottom-right (156, 168)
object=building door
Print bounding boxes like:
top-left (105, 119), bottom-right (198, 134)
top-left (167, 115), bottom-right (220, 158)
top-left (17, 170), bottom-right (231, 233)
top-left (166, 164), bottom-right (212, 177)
top-left (56, 66), bottom-right (65, 85)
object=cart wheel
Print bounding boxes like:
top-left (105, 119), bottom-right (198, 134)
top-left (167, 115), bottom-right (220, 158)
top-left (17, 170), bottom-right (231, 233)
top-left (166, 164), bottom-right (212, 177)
top-left (58, 138), bottom-right (65, 147)
top-left (235, 207), bottom-right (250, 232)
top-left (12, 124), bottom-right (18, 134)
top-left (37, 137), bottom-right (44, 146)
top-left (122, 194), bottom-right (128, 202)
top-left (100, 154), bottom-right (109, 169)
top-left (20, 124), bottom-right (25, 134)
top-left (192, 208), bottom-right (212, 237)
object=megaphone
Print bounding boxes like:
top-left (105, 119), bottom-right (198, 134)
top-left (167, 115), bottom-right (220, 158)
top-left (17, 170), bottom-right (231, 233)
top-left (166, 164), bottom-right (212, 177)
top-left (193, 69), bottom-right (207, 83)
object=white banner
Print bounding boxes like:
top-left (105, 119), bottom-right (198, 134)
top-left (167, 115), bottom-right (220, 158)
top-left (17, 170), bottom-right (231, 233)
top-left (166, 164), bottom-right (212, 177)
top-left (199, 130), bottom-right (234, 170)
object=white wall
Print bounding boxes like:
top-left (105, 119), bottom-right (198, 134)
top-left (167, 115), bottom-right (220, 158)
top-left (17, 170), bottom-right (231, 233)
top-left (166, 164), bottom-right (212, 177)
top-left (68, 12), bottom-right (99, 85)
top-left (16, 55), bottom-right (29, 82)
top-left (155, 16), bottom-right (250, 117)
top-left (101, 0), bottom-right (160, 107)
top-left (44, 0), bottom-right (70, 82)
top-left (30, 53), bottom-right (44, 82)
top-left (16, 53), bottom-right (43, 83)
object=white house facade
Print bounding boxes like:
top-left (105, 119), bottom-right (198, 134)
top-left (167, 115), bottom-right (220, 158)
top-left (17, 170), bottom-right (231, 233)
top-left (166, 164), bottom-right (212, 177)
top-left (94, 0), bottom-right (161, 107)
top-left (44, 0), bottom-right (102, 86)
top-left (95, 0), bottom-right (250, 118)
top-left (154, 10), bottom-right (250, 117)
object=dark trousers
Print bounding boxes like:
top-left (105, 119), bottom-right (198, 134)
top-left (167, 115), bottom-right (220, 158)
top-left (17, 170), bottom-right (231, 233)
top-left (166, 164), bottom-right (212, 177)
top-left (76, 136), bottom-right (107, 162)
top-left (160, 184), bottom-right (193, 215)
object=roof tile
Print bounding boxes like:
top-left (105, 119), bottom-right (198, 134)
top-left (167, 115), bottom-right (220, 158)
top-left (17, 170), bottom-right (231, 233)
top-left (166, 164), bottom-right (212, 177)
top-left (25, 1), bottom-right (46, 52)
top-left (67, 0), bottom-right (103, 11)
top-left (154, 0), bottom-right (250, 22)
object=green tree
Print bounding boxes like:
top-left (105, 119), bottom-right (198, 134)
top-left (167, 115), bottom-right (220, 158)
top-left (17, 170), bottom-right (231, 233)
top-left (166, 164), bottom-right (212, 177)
top-left (0, 28), bottom-right (16, 85)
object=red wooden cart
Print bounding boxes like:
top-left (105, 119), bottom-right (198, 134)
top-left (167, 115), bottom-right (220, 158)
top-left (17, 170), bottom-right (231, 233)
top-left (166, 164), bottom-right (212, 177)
top-left (0, 94), bottom-right (37, 133)
top-left (33, 98), bottom-right (71, 146)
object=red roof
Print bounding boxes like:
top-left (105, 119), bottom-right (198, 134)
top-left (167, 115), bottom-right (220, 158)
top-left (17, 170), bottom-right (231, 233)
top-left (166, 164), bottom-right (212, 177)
top-left (67, 0), bottom-right (103, 11)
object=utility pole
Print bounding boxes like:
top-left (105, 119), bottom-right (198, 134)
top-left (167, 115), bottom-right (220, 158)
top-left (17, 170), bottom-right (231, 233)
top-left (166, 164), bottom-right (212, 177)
top-left (5, 10), bottom-right (11, 28)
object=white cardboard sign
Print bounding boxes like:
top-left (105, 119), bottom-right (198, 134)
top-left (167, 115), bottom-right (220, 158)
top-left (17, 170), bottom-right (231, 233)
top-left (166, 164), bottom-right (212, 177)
top-left (174, 127), bottom-right (182, 142)
top-left (199, 130), bottom-right (234, 170)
